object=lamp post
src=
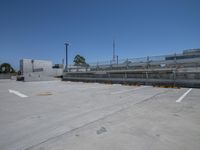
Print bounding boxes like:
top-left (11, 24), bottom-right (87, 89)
top-left (64, 43), bottom-right (69, 71)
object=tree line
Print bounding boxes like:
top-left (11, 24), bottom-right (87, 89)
top-left (0, 63), bottom-right (15, 74)
top-left (0, 54), bottom-right (87, 74)
top-left (73, 54), bottom-right (89, 67)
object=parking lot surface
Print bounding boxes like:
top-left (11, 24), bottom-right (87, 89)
top-left (0, 80), bottom-right (200, 150)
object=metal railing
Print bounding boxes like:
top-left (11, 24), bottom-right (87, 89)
top-left (68, 53), bottom-right (200, 72)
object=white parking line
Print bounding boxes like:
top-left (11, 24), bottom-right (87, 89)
top-left (176, 88), bottom-right (192, 103)
top-left (8, 89), bottom-right (28, 98)
top-left (111, 86), bottom-right (147, 95)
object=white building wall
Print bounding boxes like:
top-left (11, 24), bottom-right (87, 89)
top-left (20, 59), bottom-right (63, 77)
top-left (20, 59), bottom-right (53, 74)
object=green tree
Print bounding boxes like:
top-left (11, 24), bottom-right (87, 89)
top-left (73, 54), bottom-right (88, 66)
top-left (0, 63), bottom-right (15, 73)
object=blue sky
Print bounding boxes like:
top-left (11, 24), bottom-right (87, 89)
top-left (0, 0), bottom-right (200, 69)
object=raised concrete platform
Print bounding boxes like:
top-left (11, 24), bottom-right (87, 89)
top-left (0, 80), bottom-right (200, 150)
top-left (22, 72), bottom-right (60, 82)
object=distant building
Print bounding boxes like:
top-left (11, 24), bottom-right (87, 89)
top-left (19, 59), bottom-right (63, 81)
top-left (165, 48), bottom-right (200, 60)
top-left (20, 59), bottom-right (53, 74)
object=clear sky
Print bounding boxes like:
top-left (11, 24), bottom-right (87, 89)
top-left (0, 0), bottom-right (200, 69)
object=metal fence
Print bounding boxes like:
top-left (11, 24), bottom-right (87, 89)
top-left (64, 52), bottom-right (200, 87)
top-left (68, 53), bottom-right (200, 72)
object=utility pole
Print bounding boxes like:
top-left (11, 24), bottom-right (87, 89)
top-left (113, 40), bottom-right (116, 62)
top-left (31, 59), bottom-right (34, 72)
top-left (62, 58), bottom-right (64, 69)
top-left (65, 43), bottom-right (69, 71)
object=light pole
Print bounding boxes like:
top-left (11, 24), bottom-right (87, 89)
top-left (64, 43), bottom-right (69, 71)
top-left (113, 39), bottom-right (116, 62)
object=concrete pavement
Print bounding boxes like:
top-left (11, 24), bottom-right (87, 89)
top-left (0, 80), bottom-right (199, 150)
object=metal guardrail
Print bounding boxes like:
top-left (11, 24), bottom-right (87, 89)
top-left (64, 51), bottom-right (200, 87)
top-left (68, 53), bottom-right (200, 72)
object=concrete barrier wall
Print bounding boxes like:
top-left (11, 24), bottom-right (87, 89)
top-left (23, 73), bottom-right (60, 82)
top-left (0, 74), bottom-right (12, 79)
top-left (63, 68), bottom-right (200, 88)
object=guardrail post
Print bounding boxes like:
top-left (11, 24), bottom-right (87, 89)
top-left (146, 56), bottom-right (149, 69)
top-left (173, 53), bottom-right (177, 86)
top-left (145, 56), bottom-right (149, 85)
top-left (124, 72), bottom-right (127, 78)
top-left (97, 62), bottom-right (99, 71)
top-left (126, 58), bottom-right (129, 69)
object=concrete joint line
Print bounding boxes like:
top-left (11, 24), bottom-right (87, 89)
top-left (111, 86), bottom-right (147, 95)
